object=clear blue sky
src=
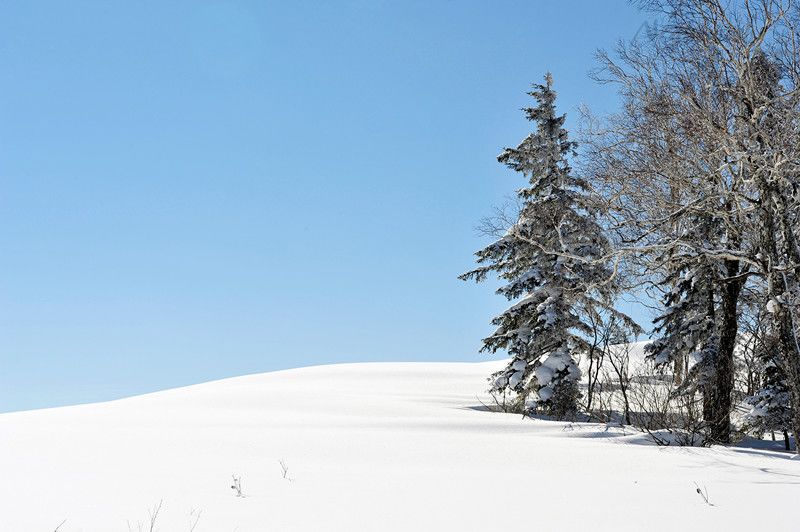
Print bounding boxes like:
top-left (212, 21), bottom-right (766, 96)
top-left (0, 0), bottom-right (650, 412)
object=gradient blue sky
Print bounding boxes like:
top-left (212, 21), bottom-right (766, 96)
top-left (0, 0), bottom-right (651, 412)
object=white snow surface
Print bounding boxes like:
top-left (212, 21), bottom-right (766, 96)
top-left (0, 360), bottom-right (797, 531)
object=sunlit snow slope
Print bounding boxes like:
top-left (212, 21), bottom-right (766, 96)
top-left (0, 361), bottom-right (797, 531)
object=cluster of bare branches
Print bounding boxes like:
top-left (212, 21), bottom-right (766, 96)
top-left (127, 500), bottom-right (163, 532)
top-left (580, 318), bottom-right (710, 445)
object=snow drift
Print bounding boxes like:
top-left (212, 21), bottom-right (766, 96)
top-left (0, 361), bottom-right (797, 531)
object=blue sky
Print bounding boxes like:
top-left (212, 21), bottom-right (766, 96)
top-left (0, 0), bottom-right (649, 412)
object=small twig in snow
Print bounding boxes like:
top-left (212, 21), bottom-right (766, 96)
top-left (694, 483), bottom-right (714, 507)
top-left (127, 500), bottom-right (163, 532)
top-left (188, 508), bottom-right (202, 531)
top-left (147, 500), bottom-right (163, 532)
top-left (279, 459), bottom-right (293, 481)
top-left (231, 475), bottom-right (245, 497)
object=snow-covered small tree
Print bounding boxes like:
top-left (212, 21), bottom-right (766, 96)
top-left (460, 74), bottom-right (632, 418)
top-left (745, 330), bottom-right (794, 450)
top-left (646, 251), bottom-right (719, 423)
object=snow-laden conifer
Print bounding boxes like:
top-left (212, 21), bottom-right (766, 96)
top-left (744, 328), bottom-right (794, 449)
top-left (646, 255), bottom-right (719, 393)
top-left (746, 360), bottom-right (793, 438)
top-left (460, 74), bottom-right (631, 418)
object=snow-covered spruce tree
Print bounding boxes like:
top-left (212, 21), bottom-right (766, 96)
top-left (646, 254), bottom-right (719, 418)
top-left (645, 207), bottom-right (730, 431)
top-left (745, 330), bottom-right (794, 450)
top-left (460, 74), bottom-right (630, 419)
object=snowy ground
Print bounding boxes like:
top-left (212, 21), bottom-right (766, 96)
top-left (0, 361), bottom-right (797, 531)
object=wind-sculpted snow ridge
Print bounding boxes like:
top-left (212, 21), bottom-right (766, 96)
top-left (0, 360), bottom-right (797, 531)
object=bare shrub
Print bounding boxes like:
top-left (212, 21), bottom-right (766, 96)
top-left (628, 367), bottom-right (709, 447)
top-left (476, 390), bottom-right (527, 415)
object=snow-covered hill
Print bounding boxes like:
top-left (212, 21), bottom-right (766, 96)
top-left (0, 361), bottom-right (796, 531)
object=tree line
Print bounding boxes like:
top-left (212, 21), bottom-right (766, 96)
top-left (462, 0), bottom-right (800, 452)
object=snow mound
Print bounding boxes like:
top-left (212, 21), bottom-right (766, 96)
top-left (0, 361), bottom-right (796, 531)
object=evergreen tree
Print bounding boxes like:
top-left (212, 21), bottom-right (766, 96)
top-left (646, 239), bottom-right (720, 422)
top-left (647, 260), bottom-right (718, 376)
top-left (460, 74), bottom-right (631, 418)
top-left (745, 330), bottom-right (794, 449)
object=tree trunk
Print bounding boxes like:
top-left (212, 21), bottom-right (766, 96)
top-left (781, 334), bottom-right (800, 455)
top-left (702, 390), bottom-right (714, 424)
top-left (764, 233), bottom-right (800, 455)
top-left (674, 356), bottom-right (683, 386)
top-left (709, 262), bottom-right (742, 444)
top-left (620, 382), bottom-right (631, 426)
